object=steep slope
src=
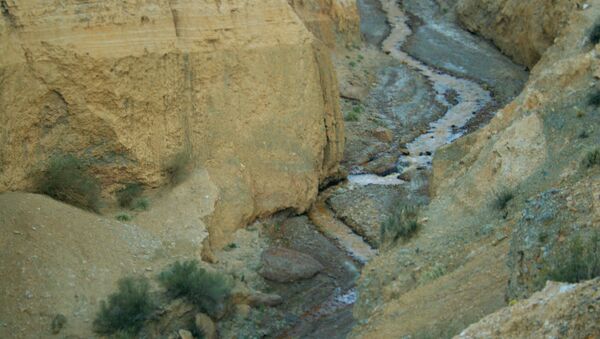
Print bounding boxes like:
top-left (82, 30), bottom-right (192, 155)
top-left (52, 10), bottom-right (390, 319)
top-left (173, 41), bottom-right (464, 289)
top-left (352, 1), bottom-right (600, 337)
top-left (456, 0), bottom-right (583, 68)
top-left (0, 192), bottom-right (162, 338)
top-left (0, 0), bottom-right (344, 247)
top-left (457, 279), bottom-right (600, 339)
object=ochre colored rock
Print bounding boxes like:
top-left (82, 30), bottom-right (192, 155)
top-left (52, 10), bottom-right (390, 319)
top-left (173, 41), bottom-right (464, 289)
top-left (456, 279), bottom-right (600, 339)
top-left (195, 313), bottom-right (217, 339)
top-left (456, 0), bottom-right (581, 68)
top-left (0, 0), bottom-right (346, 247)
top-left (258, 247), bottom-right (324, 282)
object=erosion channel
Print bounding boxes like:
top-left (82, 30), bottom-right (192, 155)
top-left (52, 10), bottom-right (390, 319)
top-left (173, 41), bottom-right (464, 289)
top-left (219, 0), bottom-right (529, 337)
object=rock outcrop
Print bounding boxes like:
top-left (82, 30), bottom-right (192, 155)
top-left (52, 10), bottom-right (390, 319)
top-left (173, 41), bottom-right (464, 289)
top-left (289, 0), bottom-right (361, 46)
top-left (0, 0), bottom-right (345, 247)
top-left (258, 247), bottom-right (324, 282)
top-left (456, 279), bottom-right (600, 339)
top-left (507, 177), bottom-right (600, 301)
top-left (456, 0), bottom-right (583, 68)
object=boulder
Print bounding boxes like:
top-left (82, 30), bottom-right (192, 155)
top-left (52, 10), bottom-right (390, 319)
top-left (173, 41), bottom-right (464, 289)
top-left (259, 247), bottom-right (324, 283)
top-left (195, 313), bottom-right (216, 339)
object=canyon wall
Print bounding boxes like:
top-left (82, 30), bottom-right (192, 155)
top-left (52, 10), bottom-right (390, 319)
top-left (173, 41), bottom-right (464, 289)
top-left (0, 0), bottom-right (347, 246)
top-left (289, 0), bottom-right (361, 47)
top-left (456, 0), bottom-right (583, 68)
top-left (353, 1), bottom-right (600, 337)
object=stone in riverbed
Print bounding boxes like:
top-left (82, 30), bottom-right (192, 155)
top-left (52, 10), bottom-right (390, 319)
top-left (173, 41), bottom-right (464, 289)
top-left (258, 247), bottom-right (324, 282)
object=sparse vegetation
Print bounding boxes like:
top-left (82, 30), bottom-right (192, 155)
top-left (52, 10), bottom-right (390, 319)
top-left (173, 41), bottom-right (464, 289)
top-left (51, 314), bottom-right (67, 334)
top-left (590, 23), bottom-right (600, 44)
top-left (224, 242), bottom-right (238, 251)
top-left (158, 260), bottom-right (232, 317)
top-left (116, 213), bottom-right (132, 222)
top-left (588, 90), bottom-right (600, 107)
top-left (420, 263), bottom-right (446, 285)
top-left (345, 110), bottom-right (360, 122)
top-left (492, 189), bottom-right (514, 211)
top-left (541, 231), bottom-right (600, 284)
top-left (93, 276), bottom-right (156, 336)
top-left (37, 154), bottom-right (101, 212)
top-left (165, 151), bottom-right (192, 185)
top-left (380, 205), bottom-right (421, 246)
top-left (116, 183), bottom-right (143, 208)
top-left (582, 148), bottom-right (600, 168)
top-left (133, 197), bottom-right (150, 211)
top-left (578, 130), bottom-right (590, 139)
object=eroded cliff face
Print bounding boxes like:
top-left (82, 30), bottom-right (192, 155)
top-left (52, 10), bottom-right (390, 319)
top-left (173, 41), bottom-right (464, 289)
top-left (352, 1), bottom-right (600, 337)
top-left (456, 0), bottom-right (583, 68)
top-left (0, 0), bottom-right (345, 246)
top-left (289, 0), bottom-right (361, 47)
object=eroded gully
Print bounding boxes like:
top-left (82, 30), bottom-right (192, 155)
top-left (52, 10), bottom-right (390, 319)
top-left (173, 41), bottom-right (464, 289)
top-left (272, 0), bottom-right (528, 337)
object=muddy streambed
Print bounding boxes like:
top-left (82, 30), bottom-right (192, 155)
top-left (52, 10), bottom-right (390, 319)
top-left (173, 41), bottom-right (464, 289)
top-left (225, 0), bottom-right (528, 337)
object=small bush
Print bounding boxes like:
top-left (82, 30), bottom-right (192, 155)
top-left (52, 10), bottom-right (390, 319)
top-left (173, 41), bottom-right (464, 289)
top-left (37, 154), bottom-right (101, 212)
top-left (345, 110), bottom-right (360, 122)
top-left (116, 213), bottom-right (132, 222)
top-left (542, 231), bottom-right (600, 283)
top-left (116, 183), bottom-right (143, 208)
top-left (578, 130), bottom-right (590, 139)
top-left (493, 189), bottom-right (514, 211)
top-left (582, 149), bottom-right (600, 168)
top-left (133, 197), bottom-right (150, 211)
top-left (93, 276), bottom-right (156, 336)
top-left (51, 314), bottom-right (67, 334)
top-left (349, 61), bottom-right (357, 68)
top-left (165, 152), bottom-right (192, 185)
top-left (588, 90), bottom-right (600, 107)
top-left (159, 260), bottom-right (232, 317)
top-left (590, 23), bottom-right (600, 44)
top-left (380, 205), bottom-right (421, 245)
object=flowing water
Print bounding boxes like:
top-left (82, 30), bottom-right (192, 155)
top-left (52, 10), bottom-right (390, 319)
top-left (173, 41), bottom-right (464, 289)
top-left (349, 0), bottom-right (493, 186)
top-left (273, 0), bottom-right (527, 336)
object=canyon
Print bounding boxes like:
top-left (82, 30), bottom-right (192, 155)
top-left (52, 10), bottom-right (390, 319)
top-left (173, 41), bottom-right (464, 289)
top-left (1, 0), bottom-right (599, 338)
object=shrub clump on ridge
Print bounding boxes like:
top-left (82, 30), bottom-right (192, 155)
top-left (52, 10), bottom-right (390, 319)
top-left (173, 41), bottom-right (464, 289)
top-left (116, 183), bottom-right (143, 208)
top-left (37, 154), bottom-right (101, 212)
top-left (380, 205), bottom-right (421, 246)
top-left (93, 276), bottom-right (156, 336)
top-left (582, 148), bottom-right (600, 168)
top-left (492, 189), bottom-right (515, 211)
top-left (164, 152), bottom-right (192, 185)
top-left (158, 260), bottom-right (232, 317)
top-left (541, 231), bottom-right (600, 284)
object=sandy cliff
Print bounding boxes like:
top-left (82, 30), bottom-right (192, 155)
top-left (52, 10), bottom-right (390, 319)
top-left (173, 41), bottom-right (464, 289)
top-left (0, 0), bottom-right (346, 246)
top-left (456, 0), bottom-right (583, 68)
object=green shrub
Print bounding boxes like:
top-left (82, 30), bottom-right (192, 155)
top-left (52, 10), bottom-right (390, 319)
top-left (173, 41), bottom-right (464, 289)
top-left (349, 61), bottom-right (357, 68)
top-left (588, 90), bottom-right (600, 107)
top-left (93, 276), bottom-right (156, 336)
top-left (492, 189), bottom-right (514, 211)
top-left (116, 183), bottom-right (143, 208)
top-left (345, 110), bottom-right (360, 122)
top-left (542, 231), bottom-right (600, 284)
top-left (590, 23), bottom-right (600, 44)
top-left (380, 205), bottom-right (421, 245)
top-left (37, 154), bottom-right (101, 212)
top-left (158, 260), bottom-right (232, 317)
top-left (51, 314), bottom-right (67, 334)
top-left (582, 149), bottom-right (600, 168)
top-left (165, 152), bottom-right (191, 185)
top-left (133, 197), bottom-right (150, 211)
top-left (116, 213), bottom-right (132, 222)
